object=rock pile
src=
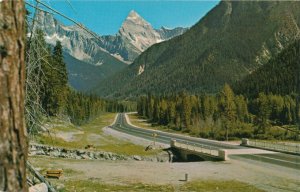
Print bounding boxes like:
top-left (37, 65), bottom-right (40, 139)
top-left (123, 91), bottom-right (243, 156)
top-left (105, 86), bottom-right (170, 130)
top-left (29, 144), bottom-right (169, 162)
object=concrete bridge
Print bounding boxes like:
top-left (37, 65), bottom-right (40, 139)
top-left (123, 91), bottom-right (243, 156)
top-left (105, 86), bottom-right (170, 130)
top-left (170, 140), bottom-right (228, 162)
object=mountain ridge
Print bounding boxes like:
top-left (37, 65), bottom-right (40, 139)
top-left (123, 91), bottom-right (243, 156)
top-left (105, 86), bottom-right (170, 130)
top-left (101, 10), bottom-right (188, 62)
top-left (93, 1), bottom-right (300, 98)
top-left (33, 10), bottom-right (187, 91)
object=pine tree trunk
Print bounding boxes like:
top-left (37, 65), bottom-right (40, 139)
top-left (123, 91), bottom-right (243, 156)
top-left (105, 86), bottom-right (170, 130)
top-left (0, 1), bottom-right (27, 191)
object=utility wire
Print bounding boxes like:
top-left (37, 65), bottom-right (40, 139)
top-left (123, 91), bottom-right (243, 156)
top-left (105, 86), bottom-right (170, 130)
top-left (25, 2), bottom-right (53, 15)
top-left (26, 0), bottom-right (102, 42)
top-left (65, 0), bottom-right (77, 15)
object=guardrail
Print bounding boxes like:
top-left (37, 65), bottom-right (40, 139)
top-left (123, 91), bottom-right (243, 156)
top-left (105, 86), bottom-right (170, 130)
top-left (241, 139), bottom-right (300, 155)
top-left (170, 140), bottom-right (228, 160)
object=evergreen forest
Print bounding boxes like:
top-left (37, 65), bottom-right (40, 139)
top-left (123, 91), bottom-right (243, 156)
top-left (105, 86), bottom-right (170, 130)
top-left (137, 85), bottom-right (300, 141)
top-left (25, 28), bottom-right (135, 134)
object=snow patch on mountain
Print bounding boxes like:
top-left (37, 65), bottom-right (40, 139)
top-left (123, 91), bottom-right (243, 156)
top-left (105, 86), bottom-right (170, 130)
top-left (45, 33), bottom-right (67, 44)
top-left (138, 64), bottom-right (145, 75)
top-left (72, 47), bottom-right (92, 61)
top-left (95, 60), bottom-right (104, 66)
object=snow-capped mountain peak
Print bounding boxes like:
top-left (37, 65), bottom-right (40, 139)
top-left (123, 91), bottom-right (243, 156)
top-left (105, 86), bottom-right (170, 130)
top-left (126, 10), bottom-right (143, 21)
top-left (122, 10), bottom-right (151, 28)
top-left (118, 10), bottom-right (162, 52)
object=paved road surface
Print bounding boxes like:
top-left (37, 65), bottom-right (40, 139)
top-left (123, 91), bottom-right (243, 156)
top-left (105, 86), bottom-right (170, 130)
top-left (111, 113), bottom-right (300, 169)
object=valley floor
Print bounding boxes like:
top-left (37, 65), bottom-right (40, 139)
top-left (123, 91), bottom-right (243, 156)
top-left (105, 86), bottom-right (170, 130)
top-left (29, 113), bottom-right (300, 192)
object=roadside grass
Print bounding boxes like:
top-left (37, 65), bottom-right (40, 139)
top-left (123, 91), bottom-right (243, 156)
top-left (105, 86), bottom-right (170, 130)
top-left (249, 138), bottom-right (300, 146)
top-left (127, 113), bottom-right (152, 129)
top-left (99, 143), bottom-right (161, 156)
top-left (128, 113), bottom-right (187, 135)
top-left (35, 112), bottom-right (161, 156)
top-left (50, 178), bottom-right (264, 192)
top-left (61, 180), bottom-right (174, 192)
top-left (179, 180), bottom-right (265, 192)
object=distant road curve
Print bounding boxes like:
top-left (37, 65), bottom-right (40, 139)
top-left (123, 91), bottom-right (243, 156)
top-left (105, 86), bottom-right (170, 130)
top-left (110, 113), bottom-right (300, 169)
top-left (112, 113), bottom-right (242, 150)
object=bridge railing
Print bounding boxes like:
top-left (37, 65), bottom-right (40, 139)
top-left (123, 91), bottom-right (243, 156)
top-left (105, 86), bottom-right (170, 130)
top-left (174, 141), bottom-right (219, 156)
top-left (170, 139), bottom-right (229, 160)
top-left (242, 139), bottom-right (300, 155)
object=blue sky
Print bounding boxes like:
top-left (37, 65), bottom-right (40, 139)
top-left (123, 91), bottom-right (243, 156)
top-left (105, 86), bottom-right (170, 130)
top-left (28, 0), bottom-right (220, 35)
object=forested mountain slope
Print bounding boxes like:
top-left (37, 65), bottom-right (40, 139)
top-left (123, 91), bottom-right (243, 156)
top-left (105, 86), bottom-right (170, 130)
top-left (94, 1), bottom-right (300, 98)
top-left (234, 39), bottom-right (300, 98)
top-left (64, 53), bottom-right (127, 91)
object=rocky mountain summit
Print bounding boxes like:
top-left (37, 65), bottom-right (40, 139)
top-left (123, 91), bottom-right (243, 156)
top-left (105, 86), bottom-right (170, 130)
top-left (34, 10), bottom-right (186, 64)
top-left (34, 11), bottom-right (116, 65)
top-left (102, 10), bottom-right (187, 62)
top-left (120, 10), bottom-right (162, 52)
top-left (32, 10), bottom-right (186, 91)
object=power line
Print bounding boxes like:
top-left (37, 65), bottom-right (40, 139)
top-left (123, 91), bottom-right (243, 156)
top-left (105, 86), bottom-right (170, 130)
top-left (65, 0), bottom-right (78, 15)
top-left (27, 0), bottom-right (103, 42)
top-left (25, 2), bottom-right (53, 15)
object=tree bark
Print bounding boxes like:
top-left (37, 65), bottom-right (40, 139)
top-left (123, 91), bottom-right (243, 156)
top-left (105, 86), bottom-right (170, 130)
top-left (0, 1), bottom-right (27, 191)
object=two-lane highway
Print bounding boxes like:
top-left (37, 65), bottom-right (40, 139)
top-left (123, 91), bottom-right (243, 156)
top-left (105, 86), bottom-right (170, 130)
top-left (111, 113), bottom-right (300, 169)
top-left (112, 113), bottom-right (242, 150)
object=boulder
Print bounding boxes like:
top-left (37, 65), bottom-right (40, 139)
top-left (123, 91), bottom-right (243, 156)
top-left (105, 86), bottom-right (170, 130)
top-left (81, 154), bottom-right (90, 159)
top-left (29, 183), bottom-right (48, 192)
top-left (49, 150), bottom-right (60, 157)
top-left (75, 155), bottom-right (82, 160)
top-left (133, 155), bottom-right (142, 161)
top-left (36, 150), bottom-right (46, 155)
top-left (55, 183), bottom-right (65, 191)
top-left (103, 153), bottom-right (110, 160)
top-left (30, 145), bottom-right (37, 151)
top-left (59, 152), bottom-right (67, 158)
top-left (87, 152), bottom-right (95, 159)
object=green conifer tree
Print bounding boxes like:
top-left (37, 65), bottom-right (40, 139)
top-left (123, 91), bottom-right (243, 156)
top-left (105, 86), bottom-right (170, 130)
top-left (218, 84), bottom-right (237, 140)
